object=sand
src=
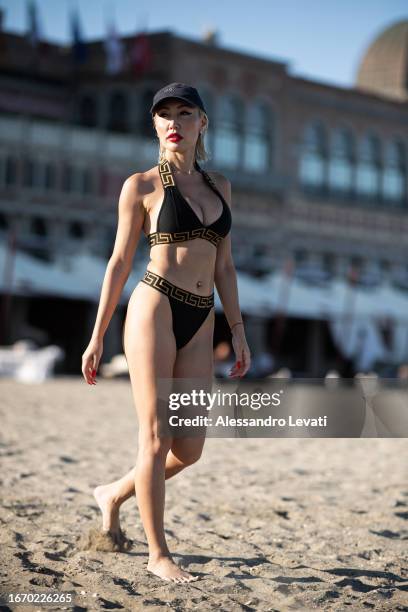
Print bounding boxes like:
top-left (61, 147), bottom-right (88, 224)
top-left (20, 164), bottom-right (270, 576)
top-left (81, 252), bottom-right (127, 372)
top-left (0, 376), bottom-right (407, 612)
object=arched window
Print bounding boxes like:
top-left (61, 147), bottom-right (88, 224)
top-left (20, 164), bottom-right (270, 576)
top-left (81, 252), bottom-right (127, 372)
top-left (243, 100), bottom-right (272, 173)
top-left (79, 95), bottom-right (98, 127)
top-left (68, 220), bottom-right (85, 239)
top-left (107, 91), bottom-right (128, 132)
top-left (0, 212), bottom-right (8, 231)
top-left (355, 133), bottom-right (381, 199)
top-left (31, 217), bottom-right (48, 237)
top-left (62, 164), bottom-right (73, 192)
top-left (382, 140), bottom-right (406, 204)
top-left (213, 94), bottom-right (242, 169)
top-left (81, 168), bottom-right (93, 194)
top-left (139, 87), bottom-right (157, 137)
top-left (299, 121), bottom-right (327, 189)
top-left (197, 85), bottom-right (214, 151)
top-left (23, 157), bottom-right (35, 187)
top-left (5, 156), bottom-right (17, 186)
top-left (328, 127), bottom-right (354, 194)
top-left (44, 162), bottom-right (56, 190)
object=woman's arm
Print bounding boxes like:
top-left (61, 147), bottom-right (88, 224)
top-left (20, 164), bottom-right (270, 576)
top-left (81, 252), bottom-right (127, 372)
top-left (81, 174), bottom-right (145, 384)
top-left (212, 174), bottom-right (251, 377)
top-left (91, 174), bottom-right (146, 340)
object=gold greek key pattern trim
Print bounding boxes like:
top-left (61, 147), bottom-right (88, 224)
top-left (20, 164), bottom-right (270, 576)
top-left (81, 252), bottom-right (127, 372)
top-left (159, 160), bottom-right (175, 187)
top-left (148, 228), bottom-right (222, 247)
top-left (141, 270), bottom-right (214, 308)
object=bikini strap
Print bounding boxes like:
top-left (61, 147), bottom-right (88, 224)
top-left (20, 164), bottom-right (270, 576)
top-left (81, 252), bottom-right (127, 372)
top-left (195, 161), bottom-right (227, 204)
top-left (158, 160), bottom-right (175, 188)
top-left (159, 159), bottom-right (224, 202)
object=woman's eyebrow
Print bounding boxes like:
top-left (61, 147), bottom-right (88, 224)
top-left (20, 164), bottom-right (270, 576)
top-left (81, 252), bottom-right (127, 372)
top-left (159, 104), bottom-right (192, 110)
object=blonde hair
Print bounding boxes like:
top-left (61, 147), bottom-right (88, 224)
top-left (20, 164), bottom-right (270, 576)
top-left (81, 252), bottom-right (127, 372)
top-left (152, 108), bottom-right (211, 164)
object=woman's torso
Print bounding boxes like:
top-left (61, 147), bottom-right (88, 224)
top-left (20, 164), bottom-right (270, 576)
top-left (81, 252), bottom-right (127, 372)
top-left (139, 161), bottom-right (231, 295)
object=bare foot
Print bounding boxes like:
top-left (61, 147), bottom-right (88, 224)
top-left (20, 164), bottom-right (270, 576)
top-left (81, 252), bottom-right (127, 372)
top-left (93, 484), bottom-right (121, 534)
top-left (147, 555), bottom-right (199, 583)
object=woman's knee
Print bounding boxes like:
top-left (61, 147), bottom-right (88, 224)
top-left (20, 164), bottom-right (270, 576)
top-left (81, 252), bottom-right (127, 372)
top-left (138, 432), bottom-right (172, 459)
top-left (171, 439), bottom-right (204, 466)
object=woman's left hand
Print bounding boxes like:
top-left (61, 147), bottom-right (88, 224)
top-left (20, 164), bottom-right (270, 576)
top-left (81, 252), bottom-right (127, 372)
top-left (229, 326), bottom-right (251, 378)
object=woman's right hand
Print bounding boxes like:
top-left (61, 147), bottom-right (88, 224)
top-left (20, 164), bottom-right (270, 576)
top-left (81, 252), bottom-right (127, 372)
top-left (81, 337), bottom-right (103, 385)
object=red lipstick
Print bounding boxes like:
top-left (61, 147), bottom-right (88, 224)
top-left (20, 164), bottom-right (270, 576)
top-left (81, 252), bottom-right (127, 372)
top-left (167, 133), bottom-right (183, 141)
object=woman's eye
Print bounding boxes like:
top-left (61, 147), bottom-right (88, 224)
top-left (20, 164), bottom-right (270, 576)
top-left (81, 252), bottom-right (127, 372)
top-left (159, 111), bottom-right (191, 117)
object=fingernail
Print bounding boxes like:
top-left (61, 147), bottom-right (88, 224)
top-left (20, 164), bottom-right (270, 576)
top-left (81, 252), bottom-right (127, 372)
top-left (237, 361), bottom-right (241, 367)
top-left (92, 369), bottom-right (96, 376)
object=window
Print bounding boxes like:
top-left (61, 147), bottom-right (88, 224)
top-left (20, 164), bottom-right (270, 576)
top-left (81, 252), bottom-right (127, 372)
top-left (62, 164), bottom-right (73, 192)
top-left (294, 249), bottom-right (308, 265)
top-left (44, 162), bottom-right (56, 190)
top-left (83, 168), bottom-right (94, 194)
top-left (0, 212), bottom-right (8, 230)
top-left (107, 91), bottom-right (128, 132)
top-left (382, 140), bottom-right (406, 204)
top-left (68, 220), bottom-right (85, 239)
top-left (5, 156), bottom-right (17, 186)
top-left (139, 87), bottom-right (157, 137)
top-left (323, 252), bottom-right (336, 275)
top-left (79, 95), bottom-right (98, 127)
top-left (355, 134), bottom-right (381, 199)
top-left (243, 101), bottom-right (272, 173)
top-left (23, 157), bottom-right (35, 187)
top-left (213, 94), bottom-right (242, 169)
top-left (31, 217), bottom-right (48, 237)
top-left (328, 127), bottom-right (354, 194)
top-left (299, 121), bottom-right (327, 189)
top-left (197, 85), bottom-right (214, 150)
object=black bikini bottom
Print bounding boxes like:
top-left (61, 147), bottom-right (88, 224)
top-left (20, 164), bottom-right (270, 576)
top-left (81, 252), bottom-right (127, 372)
top-left (140, 270), bottom-right (214, 350)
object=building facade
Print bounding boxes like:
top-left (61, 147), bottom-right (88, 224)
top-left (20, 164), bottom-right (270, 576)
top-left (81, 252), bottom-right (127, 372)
top-left (0, 22), bottom-right (407, 375)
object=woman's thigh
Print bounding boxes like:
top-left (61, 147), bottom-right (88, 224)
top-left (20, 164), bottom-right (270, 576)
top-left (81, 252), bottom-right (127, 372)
top-left (171, 307), bottom-right (215, 461)
top-left (173, 307), bottom-right (215, 378)
top-left (123, 282), bottom-right (176, 439)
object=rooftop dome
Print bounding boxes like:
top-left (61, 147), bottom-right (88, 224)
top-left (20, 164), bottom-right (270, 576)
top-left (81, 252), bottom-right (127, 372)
top-left (355, 20), bottom-right (408, 101)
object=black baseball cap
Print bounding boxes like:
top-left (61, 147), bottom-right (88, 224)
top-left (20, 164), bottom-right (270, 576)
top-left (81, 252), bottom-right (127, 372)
top-left (150, 82), bottom-right (206, 115)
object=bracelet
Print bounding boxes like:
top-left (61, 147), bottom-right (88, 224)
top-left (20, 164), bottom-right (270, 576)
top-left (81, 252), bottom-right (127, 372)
top-left (230, 321), bottom-right (244, 333)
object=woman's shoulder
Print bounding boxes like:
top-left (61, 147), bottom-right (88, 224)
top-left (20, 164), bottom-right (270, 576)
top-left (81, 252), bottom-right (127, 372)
top-left (204, 169), bottom-right (229, 185)
top-left (126, 164), bottom-right (159, 186)
top-left (122, 166), bottom-right (161, 213)
top-left (204, 170), bottom-right (232, 205)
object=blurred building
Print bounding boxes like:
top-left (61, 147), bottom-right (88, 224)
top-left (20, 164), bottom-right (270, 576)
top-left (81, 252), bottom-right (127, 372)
top-left (0, 17), bottom-right (407, 375)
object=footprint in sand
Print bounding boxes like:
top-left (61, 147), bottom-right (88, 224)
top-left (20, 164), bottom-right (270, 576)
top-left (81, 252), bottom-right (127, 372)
top-left (78, 526), bottom-right (133, 553)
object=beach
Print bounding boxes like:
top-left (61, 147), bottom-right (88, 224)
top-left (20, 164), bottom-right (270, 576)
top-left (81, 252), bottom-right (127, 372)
top-left (0, 377), bottom-right (407, 611)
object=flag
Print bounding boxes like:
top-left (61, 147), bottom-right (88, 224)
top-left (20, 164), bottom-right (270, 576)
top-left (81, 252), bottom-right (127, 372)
top-left (0, 8), bottom-right (8, 58)
top-left (70, 8), bottom-right (88, 65)
top-left (26, 0), bottom-right (39, 47)
top-left (104, 19), bottom-right (124, 75)
top-left (129, 30), bottom-right (151, 77)
top-left (25, 0), bottom-right (50, 62)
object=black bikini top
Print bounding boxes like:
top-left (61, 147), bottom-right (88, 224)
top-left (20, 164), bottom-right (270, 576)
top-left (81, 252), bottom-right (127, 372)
top-left (147, 159), bottom-right (231, 248)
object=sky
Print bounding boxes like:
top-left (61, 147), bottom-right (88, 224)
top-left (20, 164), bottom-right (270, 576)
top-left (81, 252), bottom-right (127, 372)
top-left (1, 0), bottom-right (407, 89)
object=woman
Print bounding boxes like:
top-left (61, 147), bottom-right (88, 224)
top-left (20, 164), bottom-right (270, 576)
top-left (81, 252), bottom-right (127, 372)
top-left (81, 83), bottom-right (251, 583)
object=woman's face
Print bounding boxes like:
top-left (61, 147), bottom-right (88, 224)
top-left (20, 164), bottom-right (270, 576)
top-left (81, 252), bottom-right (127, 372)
top-left (153, 98), bottom-right (205, 155)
